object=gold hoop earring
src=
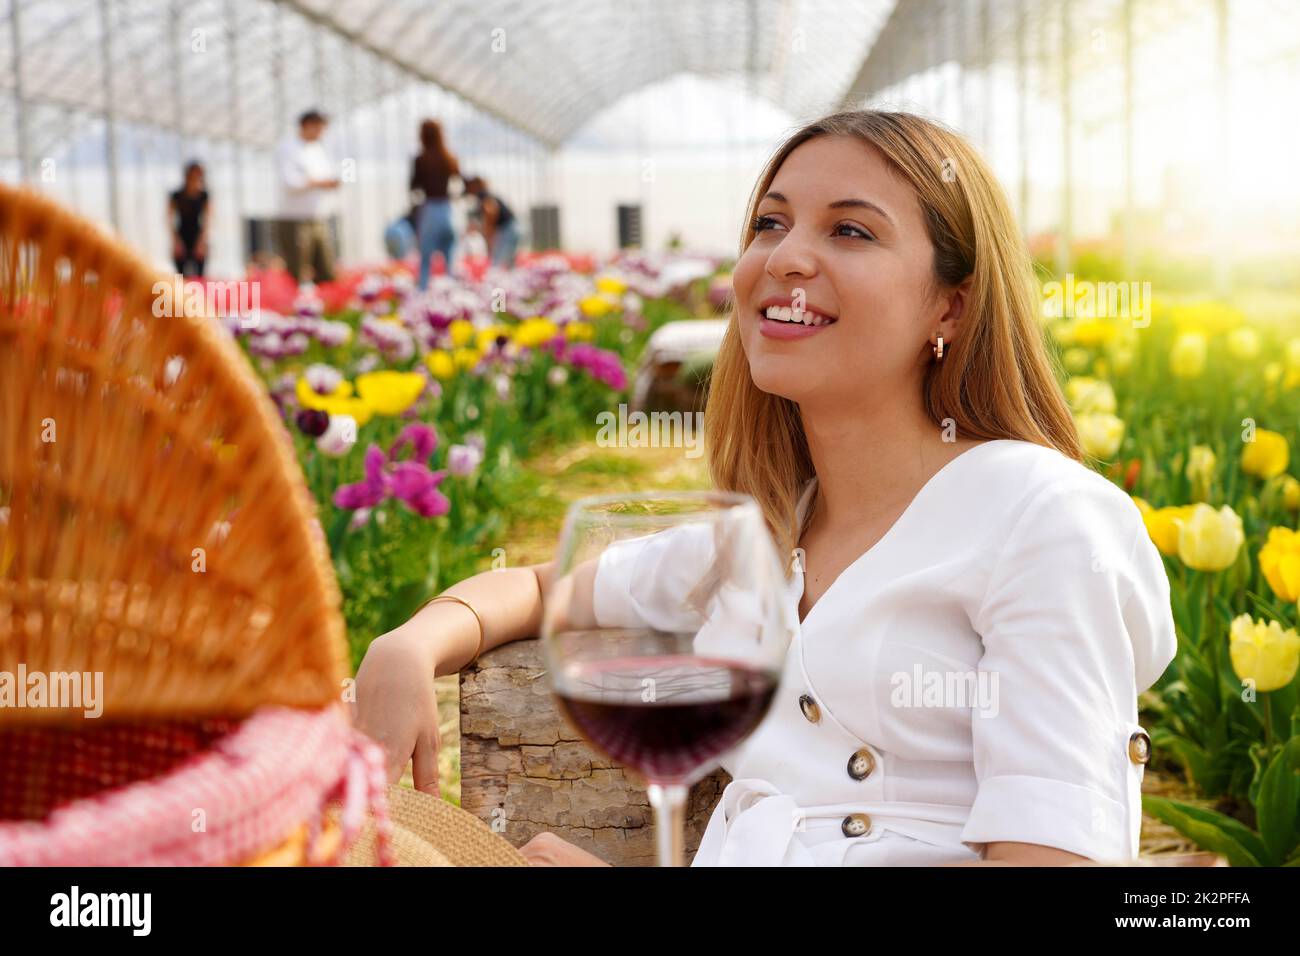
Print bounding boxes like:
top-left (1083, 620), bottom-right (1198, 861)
top-left (933, 335), bottom-right (944, 360)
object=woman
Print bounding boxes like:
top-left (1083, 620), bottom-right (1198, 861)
top-left (464, 175), bottom-right (520, 268)
top-left (410, 119), bottom-right (461, 290)
top-left (168, 161), bottom-right (209, 277)
top-left (353, 110), bottom-right (1177, 867)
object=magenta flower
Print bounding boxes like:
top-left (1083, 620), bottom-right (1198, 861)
top-left (332, 423), bottom-right (450, 518)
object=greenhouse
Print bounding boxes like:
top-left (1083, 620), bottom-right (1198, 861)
top-left (0, 0), bottom-right (1298, 895)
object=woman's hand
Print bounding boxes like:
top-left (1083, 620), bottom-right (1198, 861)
top-left (352, 630), bottom-right (443, 794)
top-left (519, 832), bottom-right (612, 867)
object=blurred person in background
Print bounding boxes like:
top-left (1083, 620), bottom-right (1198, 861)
top-left (464, 174), bottom-right (519, 269)
top-left (410, 119), bottom-right (461, 289)
top-left (168, 160), bottom-right (209, 277)
top-left (276, 109), bottom-right (340, 284)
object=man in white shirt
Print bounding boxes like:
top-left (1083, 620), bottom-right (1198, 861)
top-left (275, 110), bottom-right (341, 283)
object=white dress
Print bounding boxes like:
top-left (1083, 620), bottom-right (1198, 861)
top-left (590, 438), bottom-right (1178, 866)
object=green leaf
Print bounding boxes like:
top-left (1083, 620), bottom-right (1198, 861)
top-left (1256, 737), bottom-right (1300, 865)
top-left (1142, 795), bottom-right (1269, 867)
top-left (326, 508), bottom-right (353, 555)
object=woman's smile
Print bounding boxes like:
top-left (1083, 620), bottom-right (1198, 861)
top-left (756, 294), bottom-right (839, 340)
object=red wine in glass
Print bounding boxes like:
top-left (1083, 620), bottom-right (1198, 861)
top-left (541, 491), bottom-right (794, 865)
top-left (554, 654), bottom-right (777, 785)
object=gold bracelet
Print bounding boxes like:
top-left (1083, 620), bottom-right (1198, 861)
top-left (421, 594), bottom-right (486, 668)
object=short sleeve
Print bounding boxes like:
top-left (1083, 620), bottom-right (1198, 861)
top-left (278, 142), bottom-right (308, 191)
top-left (591, 522), bottom-right (718, 634)
top-left (960, 476), bottom-right (1177, 862)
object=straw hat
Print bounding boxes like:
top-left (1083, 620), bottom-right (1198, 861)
top-left (340, 784), bottom-right (528, 867)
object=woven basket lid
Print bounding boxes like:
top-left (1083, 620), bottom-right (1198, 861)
top-left (0, 183), bottom-right (348, 724)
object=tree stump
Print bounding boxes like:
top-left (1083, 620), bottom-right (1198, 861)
top-left (459, 637), bottom-right (729, 866)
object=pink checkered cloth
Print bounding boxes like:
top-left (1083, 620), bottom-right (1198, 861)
top-left (0, 706), bottom-right (393, 866)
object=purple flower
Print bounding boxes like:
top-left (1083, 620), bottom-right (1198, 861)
top-left (332, 423), bottom-right (450, 519)
top-left (296, 408), bottom-right (330, 437)
top-left (567, 343), bottom-right (628, 391)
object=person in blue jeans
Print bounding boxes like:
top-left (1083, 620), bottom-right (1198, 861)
top-left (410, 119), bottom-right (461, 289)
top-left (464, 175), bottom-right (520, 269)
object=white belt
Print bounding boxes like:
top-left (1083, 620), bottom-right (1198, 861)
top-left (692, 777), bottom-right (977, 867)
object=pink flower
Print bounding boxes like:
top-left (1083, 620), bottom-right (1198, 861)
top-left (332, 423), bottom-right (450, 518)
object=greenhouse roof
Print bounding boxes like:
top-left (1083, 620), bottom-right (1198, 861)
top-left (0, 0), bottom-right (896, 155)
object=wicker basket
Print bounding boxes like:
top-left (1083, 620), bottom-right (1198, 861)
top-left (0, 183), bottom-right (347, 721)
top-left (0, 183), bottom-right (386, 866)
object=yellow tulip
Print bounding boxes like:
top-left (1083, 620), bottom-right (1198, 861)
top-left (1226, 327), bottom-right (1260, 361)
top-left (1076, 412), bottom-right (1125, 460)
top-left (1241, 429), bottom-right (1289, 479)
top-left (513, 317), bottom-right (560, 349)
top-left (594, 275), bottom-right (627, 296)
top-left (1229, 614), bottom-right (1300, 692)
top-left (453, 347), bottom-right (483, 370)
top-left (355, 370), bottom-right (426, 416)
top-left (564, 320), bottom-right (596, 341)
top-left (579, 294), bottom-right (614, 319)
top-left (1072, 318), bottom-right (1118, 347)
top-left (1185, 445), bottom-right (1217, 502)
top-left (475, 325), bottom-right (513, 352)
top-left (1257, 526), bottom-right (1300, 602)
top-left (448, 319), bottom-right (476, 348)
top-left (1170, 331), bottom-right (1208, 379)
top-left (296, 377), bottom-right (374, 425)
top-left (1066, 376), bottom-right (1117, 415)
top-left (1280, 475), bottom-right (1300, 512)
top-left (1264, 362), bottom-right (1284, 386)
top-left (1142, 504), bottom-right (1197, 556)
top-left (1177, 503), bottom-right (1244, 572)
top-left (425, 350), bottom-right (455, 380)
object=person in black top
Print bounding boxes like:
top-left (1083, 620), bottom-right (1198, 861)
top-left (168, 161), bottom-right (210, 277)
top-left (463, 175), bottom-right (519, 269)
top-left (410, 119), bottom-right (461, 289)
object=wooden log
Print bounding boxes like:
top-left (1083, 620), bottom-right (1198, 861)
top-left (459, 637), bottom-right (729, 866)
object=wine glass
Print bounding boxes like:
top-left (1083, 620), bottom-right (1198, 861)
top-left (540, 491), bottom-right (795, 867)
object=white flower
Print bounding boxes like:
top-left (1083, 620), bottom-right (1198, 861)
top-left (316, 415), bottom-right (358, 457)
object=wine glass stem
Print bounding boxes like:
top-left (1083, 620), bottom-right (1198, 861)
top-left (647, 782), bottom-right (688, 867)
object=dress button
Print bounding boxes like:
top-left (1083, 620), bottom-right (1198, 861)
top-left (846, 747), bottom-right (876, 781)
top-left (798, 694), bottom-right (821, 724)
top-left (1128, 730), bottom-right (1151, 765)
top-left (841, 813), bottom-right (872, 838)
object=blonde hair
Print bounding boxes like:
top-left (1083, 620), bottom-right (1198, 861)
top-left (705, 109), bottom-right (1081, 568)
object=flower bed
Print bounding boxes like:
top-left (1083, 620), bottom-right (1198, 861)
top-left (1046, 292), bottom-right (1300, 865)
top-left (210, 252), bottom-right (723, 669)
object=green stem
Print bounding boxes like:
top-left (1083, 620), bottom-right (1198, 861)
top-left (1262, 693), bottom-right (1274, 752)
top-left (1205, 571), bottom-right (1221, 715)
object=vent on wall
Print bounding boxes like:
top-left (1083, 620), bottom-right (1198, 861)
top-left (529, 205), bottom-right (561, 250)
top-left (617, 203), bottom-right (643, 249)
